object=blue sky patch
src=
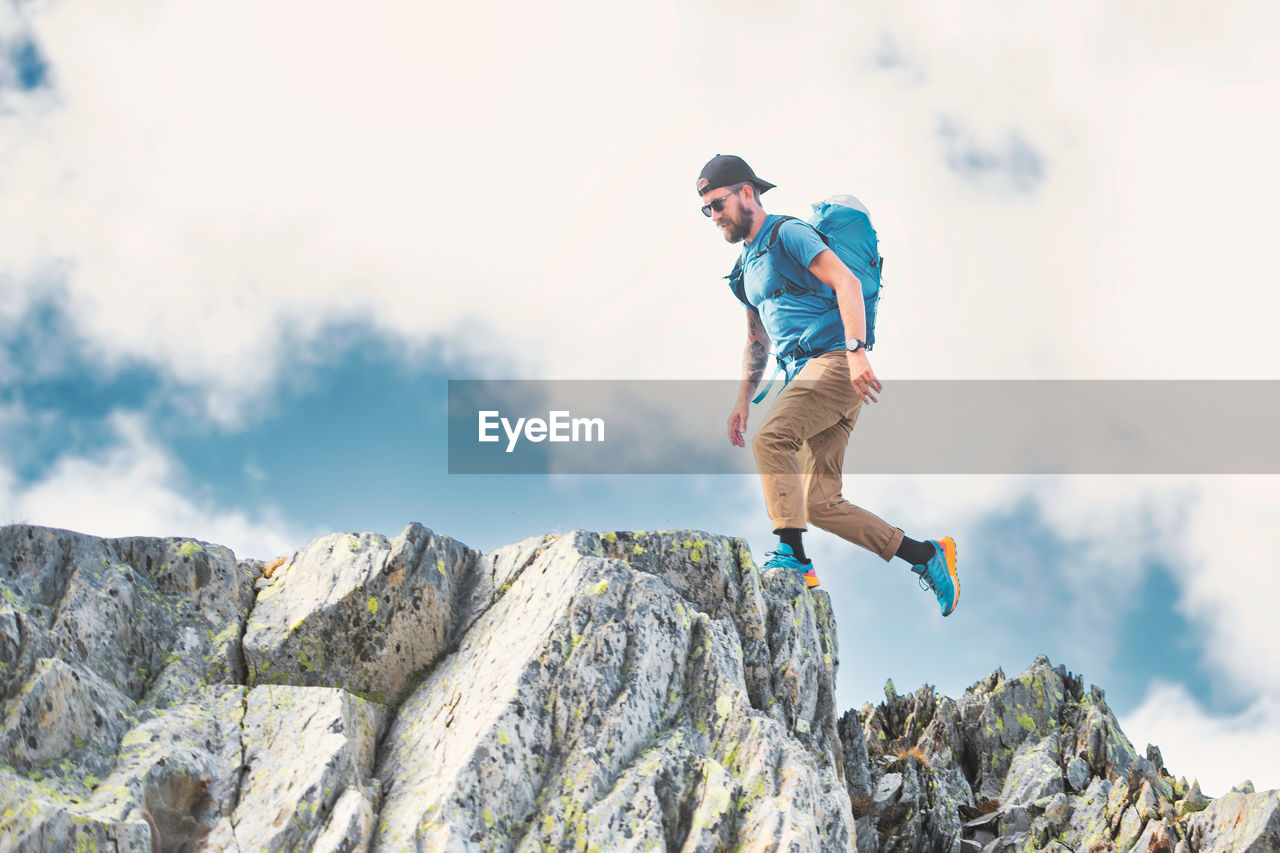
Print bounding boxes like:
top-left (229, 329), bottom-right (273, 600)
top-left (6, 36), bottom-right (48, 91)
top-left (937, 117), bottom-right (1046, 194)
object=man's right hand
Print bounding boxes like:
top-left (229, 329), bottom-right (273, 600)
top-left (727, 398), bottom-right (750, 447)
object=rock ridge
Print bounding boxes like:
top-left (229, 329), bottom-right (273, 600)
top-left (0, 523), bottom-right (1273, 852)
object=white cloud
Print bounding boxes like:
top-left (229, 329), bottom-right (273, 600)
top-left (1121, 681), bottom-right (1280, 797)
top-left (0, 411), bottom-right (314, 560)
top-left (1, 0), bottom-right (1277, 426)
top-left (1175, 478), bottom-right (1280, 702)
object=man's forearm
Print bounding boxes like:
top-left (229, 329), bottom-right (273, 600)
top-left (740, 310), bottom-right (770, 400)
top-left (831, 277), bottom-right (867, 343)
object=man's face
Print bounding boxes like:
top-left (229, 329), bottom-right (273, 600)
top-left (701, 186), bottom-right (752, 244)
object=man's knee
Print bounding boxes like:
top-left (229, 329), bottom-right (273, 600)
top-left (806, 499), bottom-right (837, 528)
top-left (752, 422), bottom-right (800, 460)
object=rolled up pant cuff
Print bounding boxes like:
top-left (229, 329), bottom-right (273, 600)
top-left (770, 519), bottom-right (808, 534)
top-left (879, 527), bottom-right (906, 563)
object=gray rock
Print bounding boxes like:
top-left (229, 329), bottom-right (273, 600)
top-left (372, 530), bottom-right (854, 852)
top-left (1041, 791), bottom-right (1072, 830)
top-left (3, 522), bottom-right (1278, 853)
top-left (1133, 817), bottom-right (1173, 851)
top-left (1061, 776), bottom-right (1112, 850)
top-left (1072, 686), bottom-right (1139, 781)
top-left (205, 685), bottom-right (385, 851)
top-left (1115, 804), bottom-right (1145, 848)
top-left (0, 525), bottom-right (251, 714)
top-left (838, 707), bottom-right (874, 801)
top-left (1000, 734), bottom-right (1064, 806)
top-left (953, 656), bottom-right (1074, 800)
top-left (1186, 788), bottom-right (1280, 852)
top-left (243, 524), bottom-right (477, 704)
top-left (1067, 755), bottom-right (1092, 792)
top-left (1181, 779), bottom-right (1211, 816)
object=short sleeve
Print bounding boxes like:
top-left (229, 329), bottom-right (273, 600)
top-left (775, 220), bottom-right (829, 270)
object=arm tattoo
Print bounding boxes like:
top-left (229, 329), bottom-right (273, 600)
top-left (746, 340), bottom-right (768, 385)
top-left (744, 308), bottom-right (769, 386)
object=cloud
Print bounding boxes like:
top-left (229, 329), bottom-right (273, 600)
top-left (936, 118), bottom-right (1046, 193)
top-left (1121, 681), bottom-right (1280, 796)
top-left (0, 0), bottom-right (1276, 430)
top-left (1174, 478), bottom-right (1280, 703)
top-left (0, 411), bottom-right (314, 560)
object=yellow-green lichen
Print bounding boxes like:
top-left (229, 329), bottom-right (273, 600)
top-left (590, 580), bottom-right (609, 595)
top-left (367, 597), bottom-right (378, 616)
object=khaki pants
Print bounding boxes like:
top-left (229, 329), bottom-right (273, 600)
top-left (752, 351), bottom-right (904, 562)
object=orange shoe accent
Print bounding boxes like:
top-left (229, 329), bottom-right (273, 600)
top-left (800, 568), bottom-right (820, 588)
top-left (938, 536), bottom-right (959, 615)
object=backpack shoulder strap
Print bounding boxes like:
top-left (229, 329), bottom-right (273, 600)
top-left (726, 257), bottom-right (750, 308)
top-left (762, 215), bottom-right (829, 253)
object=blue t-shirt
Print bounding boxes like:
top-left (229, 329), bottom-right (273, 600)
top-left (740, 214), bottom-right (841, 368)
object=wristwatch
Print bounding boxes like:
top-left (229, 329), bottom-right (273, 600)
top-left (845, 338), bottom-right (867, 353)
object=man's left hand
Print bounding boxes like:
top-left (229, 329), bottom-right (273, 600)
top-left (846, 349), bottom-right (882, 404)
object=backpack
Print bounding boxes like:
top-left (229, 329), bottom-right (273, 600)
top-left (727, 195), bottom-right (884, 402)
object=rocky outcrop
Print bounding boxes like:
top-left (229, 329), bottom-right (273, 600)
top-left (847, 656), bottom-right (1280, 852)
top-left (0, 522), bottom-right (1275, 852)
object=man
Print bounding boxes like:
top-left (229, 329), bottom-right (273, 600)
top-left (697, 154), bottom-right (960, 616)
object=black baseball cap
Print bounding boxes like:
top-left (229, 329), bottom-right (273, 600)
top-left (696, 154), bottom-right (776, 196)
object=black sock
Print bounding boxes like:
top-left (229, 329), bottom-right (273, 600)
top-left (895, 535), bottom-right (936, 567)
top-left (777, 528), bottom-right (809, 563)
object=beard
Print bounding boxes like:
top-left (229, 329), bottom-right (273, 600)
top-left (721, 211), bottom-right (753, 244)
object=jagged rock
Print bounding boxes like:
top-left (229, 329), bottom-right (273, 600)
top-left (1074, 685), bottom-right (1139, 782)
top-left (0, 524), bottom-right (256, 851)
top-left (1232, 779), bottom-right (1258, 795)
top-left (1185, 789), bottom-right (1280, 851)
top-left (205, 685), bottom-right (385, 851)
top-left (838, 707), bottom-right (873, 801)
top-left (1063, 776), bottom-right (1112, 849)
top-left (1180, 779), bottom-right (1211, 816)
top-left (1000, 734), bottom-right (1064, 806)
top-left (373, 530), bottom-right (853, 851)
top-left (1067, 755), bottom-right (1093, 793)
top-left (1041, 791), bottom-right (1073, 831)
top-left (954, 656), bottom-right (1075, 800)
top-left (1132, 816), bottom-right (1173, 852)
top-left (2, 522), bottom-right (1277, 852)
top-left (0, 685), bottom-right (246, 851)
top-left (243, 524), bottom-right (478, 704)
top-left (1115, 804), bottom-right (1145, 848)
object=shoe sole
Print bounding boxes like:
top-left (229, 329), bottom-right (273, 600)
top-left (938, 537), bottom-right (959, 616)
top-left (797, 569), bottom-right (820, 589)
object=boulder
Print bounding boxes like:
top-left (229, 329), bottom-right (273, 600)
top-left (1185, 789), bottom-right (1280, 852)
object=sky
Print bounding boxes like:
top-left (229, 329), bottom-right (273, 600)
top-left (2, 0), bottom-right (1279, 797)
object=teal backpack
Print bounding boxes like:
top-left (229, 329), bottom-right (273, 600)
top-left (727, 195), bottom-right (884, 402)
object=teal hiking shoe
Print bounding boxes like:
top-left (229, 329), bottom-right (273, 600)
top-left (912, 537), bottom-right (958, 616)
top-left (760, 543), bottom-right (820, 589)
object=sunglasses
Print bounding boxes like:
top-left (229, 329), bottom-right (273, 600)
top-left (700, 187), bottom-right (741, 217)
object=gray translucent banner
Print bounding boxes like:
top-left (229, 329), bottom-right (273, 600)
top-left (447, 380), bottom-right (1280, 474)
